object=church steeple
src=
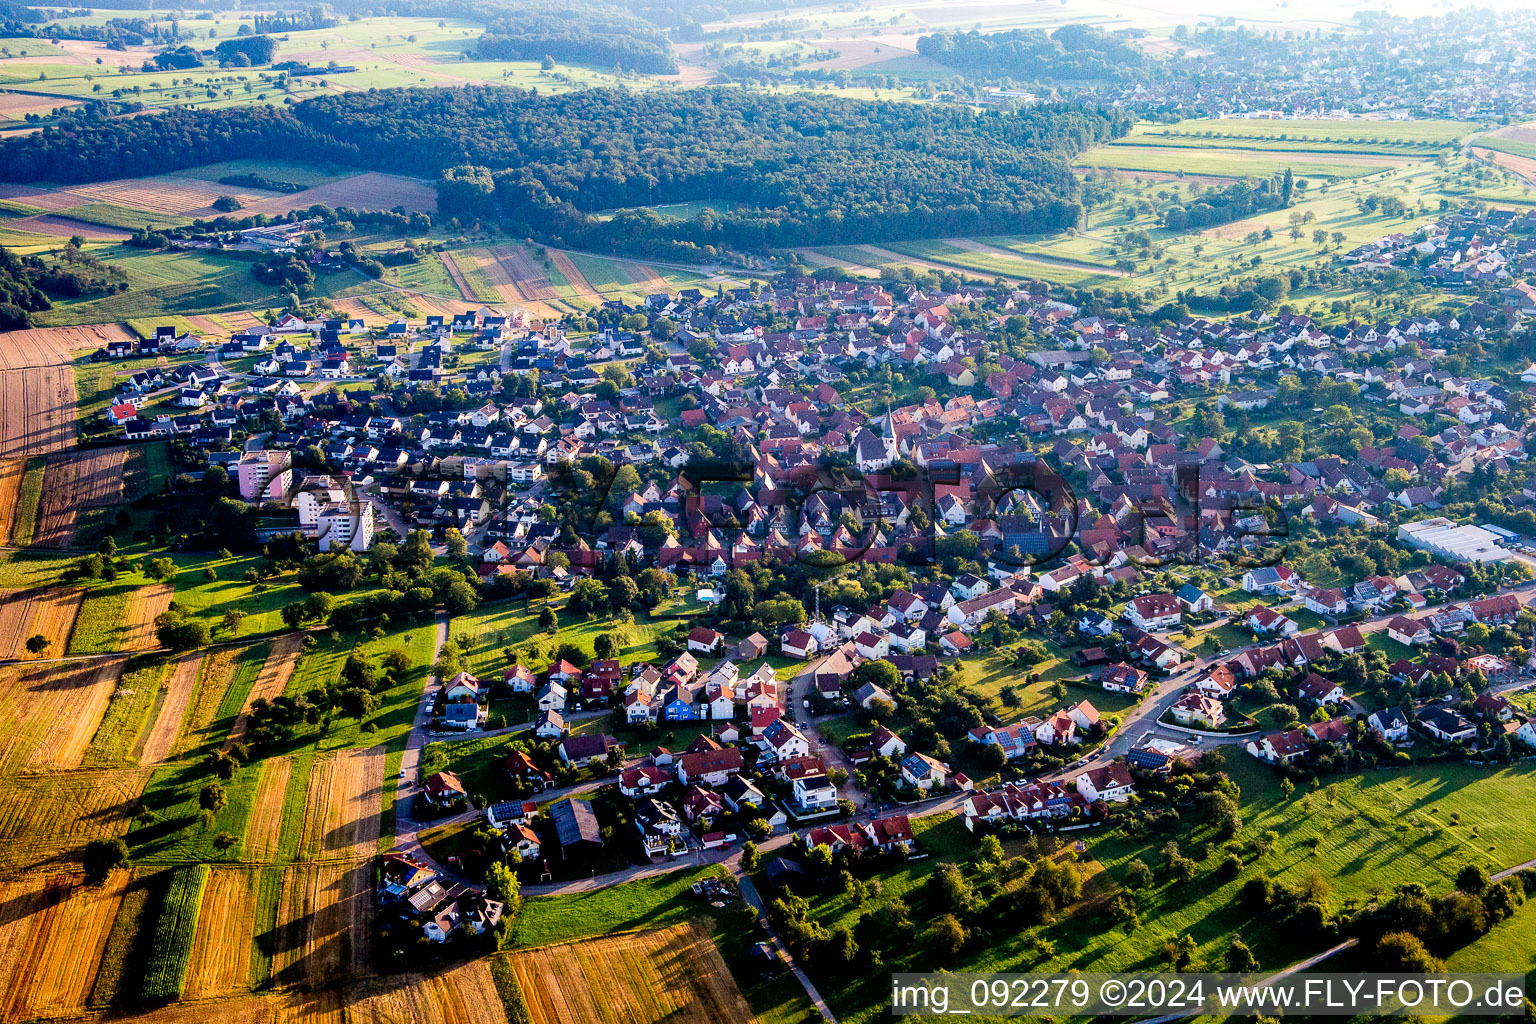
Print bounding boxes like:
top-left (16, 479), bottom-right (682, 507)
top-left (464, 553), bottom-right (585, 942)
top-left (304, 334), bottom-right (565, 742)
top-left (882, 400), bottom-right (898, 462)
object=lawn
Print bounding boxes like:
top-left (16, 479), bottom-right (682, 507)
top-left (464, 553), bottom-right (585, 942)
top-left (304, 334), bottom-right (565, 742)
top-left (453, 593), bottom-right (709, 681)
top-left (508, 863), bottom-right (734, 947)
top-left (36, 245), bottom-right (280, 325)
top-left (1366, 631), bottom-right (1418, 662)
top-left (419, 731), bottom-right (529, 807)
top-left (950, 645), bottom-right (1113, 719)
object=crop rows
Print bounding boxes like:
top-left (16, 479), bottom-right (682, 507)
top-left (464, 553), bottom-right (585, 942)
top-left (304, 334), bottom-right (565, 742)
top-left (142, 863), bottom-right (210, 1003)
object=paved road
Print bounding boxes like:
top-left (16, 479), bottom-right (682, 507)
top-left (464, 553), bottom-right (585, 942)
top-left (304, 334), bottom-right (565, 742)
top-left (387, 611), bottom-right (454, 874)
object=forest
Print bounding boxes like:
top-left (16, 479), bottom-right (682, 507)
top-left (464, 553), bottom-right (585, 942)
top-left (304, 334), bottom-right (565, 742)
top-left (473, 0), bottom-right (678, 74)
top-left (916, 25), bottom-right (1147, 83)
top-left (0, 87), bottom-right (1128, 254)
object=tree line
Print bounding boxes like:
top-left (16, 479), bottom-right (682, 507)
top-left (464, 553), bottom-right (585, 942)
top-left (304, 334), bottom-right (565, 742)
top-left (474, 0), bottom-right (678, 74)
top-left (916, 25), bottom-right (1146, 83)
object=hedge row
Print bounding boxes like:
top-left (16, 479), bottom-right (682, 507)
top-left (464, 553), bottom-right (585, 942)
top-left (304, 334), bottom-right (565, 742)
top-left (141, 864), bottom-right (209, 1003)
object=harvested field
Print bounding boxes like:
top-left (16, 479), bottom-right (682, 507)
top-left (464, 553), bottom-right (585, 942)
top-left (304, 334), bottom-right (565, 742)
top-left (0, 871), bottom-right (127, 1022)
top-left (240, 172), bottom-right (436, 217)
top-left (272, 861), bottom-right (373, 989)
top-left (0, 323), bottom-right (130, 369)
top-left (245, 756), bottom-right (293, 863)
top-left (100, 990), bottom-right (343, 1024)
top-left (620, 260), bottom-right (670, 293)
top-left (546, 250), bottom-right (601, 304)
top-left (61, 175), bottom-right (275, 215)
top-left (0, 182), bottom-right (87, 212)
top-left (24, 657), bottom-right (121, 771)
top-left (138, 650), bottom-right (203, 765)
top-left (0, 92), bottom-right (80, 120)
top-left (225, 635), bottom-right (303, 750)
top-left (0, 459), bottom-right (23, 545)
top-left (34, 447), bottom-right (127, 547)
top-left (484, 245), bottom-right (558, 302)
top-left (348, 961), bottom-right (509, 1024)
top-left (122, 581), bottom-right (175, 652)
top-left (0, 768), bottom-right (148, 872)
top-left (507, 922), bottom-right (755, 1024)
top-left (183, 866), bottom-right (259, 1000)
top-left (1487, 123), bottom-right (1536, 147)
top-left (0, 365), bottom-right (77, 459)
top-left (440, 251), bottom-right (478, 302)
top-left (0, 654), bottom-right (120, 771)
top-left (0, 586), bottom-right (83, 661)
top-left (300, 746), bottom-right (385, 861)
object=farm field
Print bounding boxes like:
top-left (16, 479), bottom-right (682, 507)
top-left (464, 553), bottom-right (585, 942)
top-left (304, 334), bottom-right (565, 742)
top-left (1468, 118), bottom-right (1536, 161)
top-left (55, 202), bottom-right (195, 231)
top-left (0, 366), bottom-right (77, 458)
top-left (180, 644), bottom-right (257, 752)
top-left (177, 158), bottom-right (352, 188)
top-left (31, 246), bottom-right (283, 326)
top-left (1120, 117), bottom-right (1476, 152)
top-left (505, 922), bottom-right (754, 1024)
top-left (224, 635), bottom-right (305, 749)
top-left (62, 174), bottom-right (282, 216)
top-left (138, 651), bottom-right (205, 766)
top-left (236, 172), bottom-right (437, 217)
top-left (0, 654), bottom-right (120, 771)
top-left (0, 458), bottom-right (20, 543)
top-left (182, 866), bottom-right (260, 1000)
top-left (244, 756), bottom-right (294, 864)
top-left (0, 322), bottom-right (125, 369)
top-left (33, 446), bottom-right (127, 547)
top-left (298, 746), bottom-right (386, 862)
top-left (510, 865), bottom-right (733, 948)
top-left (0, 769), bottom-right (150, 872)
top-left (121, 581), bottom-right (176, 652)
top-left (0, 585), bottom-right (82, 660)
top-left (1074, 143), bottom-right (1408, 180)
top-left (347, 960), bottom-right (509, 1024)
top-left (0, 870), bottom-right (128, 1021)
top-left (271, 860), bottom-right (373, 989)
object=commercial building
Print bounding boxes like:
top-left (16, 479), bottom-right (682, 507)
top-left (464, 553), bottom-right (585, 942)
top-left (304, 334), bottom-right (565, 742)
top-left (1397, 517), bottom-right (1512, 565)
